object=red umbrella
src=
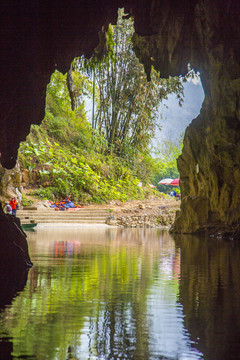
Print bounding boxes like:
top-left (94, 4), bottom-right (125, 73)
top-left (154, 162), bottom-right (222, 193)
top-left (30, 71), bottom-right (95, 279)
top-left (158, 178), bottom-right (174, 185)
top-left (170, 178), bottom-right (179, 186)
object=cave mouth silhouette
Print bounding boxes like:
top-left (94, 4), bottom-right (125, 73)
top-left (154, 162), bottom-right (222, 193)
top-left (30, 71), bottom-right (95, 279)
top-left (0, 0), bottom-right (239, 237)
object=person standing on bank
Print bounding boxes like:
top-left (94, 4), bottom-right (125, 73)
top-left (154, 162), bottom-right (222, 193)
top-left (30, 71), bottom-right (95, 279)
top-left (10, 197), bottom-right (18, 216)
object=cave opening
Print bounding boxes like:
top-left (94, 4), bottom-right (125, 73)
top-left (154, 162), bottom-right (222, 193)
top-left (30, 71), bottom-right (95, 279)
top-left (15, 9), bottom-right (203, 209)
top-left (0, 0), bottom-right (239, 248)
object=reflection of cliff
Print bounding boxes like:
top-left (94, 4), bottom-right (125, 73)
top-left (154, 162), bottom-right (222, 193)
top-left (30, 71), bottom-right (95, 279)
top-left (0, 264), bottom-right (29, 360)
top-left (0, 267), bottom-right (28, 310)
top-left (174, 234), bottom-right (240, 360)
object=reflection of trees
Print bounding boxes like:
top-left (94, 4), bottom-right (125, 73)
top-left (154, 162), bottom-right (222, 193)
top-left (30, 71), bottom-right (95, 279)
top-left (174, 234), bottom-right (240, 360)
top-left (3, 228), bottom-right (176, 360)
top-left (91, 280), bottom-right (150, 359)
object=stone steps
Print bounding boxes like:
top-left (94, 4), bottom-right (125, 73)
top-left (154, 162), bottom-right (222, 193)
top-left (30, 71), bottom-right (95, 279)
top-left (18, 208), bottom-right (110, 225)
top-left (18, 212), bottom-right (109, 217)
top-left (21, 219), bottom-right (107, 224)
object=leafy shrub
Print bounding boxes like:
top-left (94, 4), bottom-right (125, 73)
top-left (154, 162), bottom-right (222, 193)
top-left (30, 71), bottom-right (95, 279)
top-left (21, 194), bottom-right (34, 207)
top-left (18, 70), bottom-right (161, 204)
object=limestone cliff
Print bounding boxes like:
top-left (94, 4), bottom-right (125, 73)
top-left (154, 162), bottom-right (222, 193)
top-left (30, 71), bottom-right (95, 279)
top-left (172, 1), bottom-right (240, 233)
top-left (174, 81), bottom-right (240, 233)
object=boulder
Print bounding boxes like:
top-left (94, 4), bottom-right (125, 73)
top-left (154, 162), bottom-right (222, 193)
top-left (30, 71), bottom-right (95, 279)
top-left (0, 205), bottom-right (32, 268)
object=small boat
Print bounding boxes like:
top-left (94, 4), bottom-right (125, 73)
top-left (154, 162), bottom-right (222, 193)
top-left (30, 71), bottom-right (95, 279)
top-left (21, 223), bottom-right (37, 231)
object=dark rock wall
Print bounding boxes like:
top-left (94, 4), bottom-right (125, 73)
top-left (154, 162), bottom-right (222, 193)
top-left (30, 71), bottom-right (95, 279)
top-left (174, 81), bottom-right (240, 233)
top-left (0, 208), bottom-right (33, 268)
top-left (0, 0), bottom-right (239, 233)
top-left (172, 1), bottom-right (240, 233)
top-left (0, 0), bottom-right (121, 169)
top-left (174, 234), bottom-right (240, 358)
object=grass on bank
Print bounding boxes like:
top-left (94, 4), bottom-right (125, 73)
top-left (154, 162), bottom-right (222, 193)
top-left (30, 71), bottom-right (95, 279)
top-left (18, 122), bottom-right (162, 205)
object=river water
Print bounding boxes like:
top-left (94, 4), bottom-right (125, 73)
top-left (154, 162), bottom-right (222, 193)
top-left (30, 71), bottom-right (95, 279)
top-left (1, 227), bottom-right (240, 360)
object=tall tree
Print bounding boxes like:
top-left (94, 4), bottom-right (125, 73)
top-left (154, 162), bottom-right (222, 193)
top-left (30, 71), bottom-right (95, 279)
top-left (76, 9), bottom-right (184, 156)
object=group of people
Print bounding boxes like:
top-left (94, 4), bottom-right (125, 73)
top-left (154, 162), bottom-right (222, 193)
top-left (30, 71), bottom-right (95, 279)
top-left (170, 190), bottom-right (181, 200)
top-left (50, 198), bottom-right (82, 211)
top-left (6, 197), bottom-right (18, 216)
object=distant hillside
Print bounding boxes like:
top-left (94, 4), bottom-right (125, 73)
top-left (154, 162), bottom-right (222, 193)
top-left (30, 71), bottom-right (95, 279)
top-left (154, 79), bottom-right (205, 144)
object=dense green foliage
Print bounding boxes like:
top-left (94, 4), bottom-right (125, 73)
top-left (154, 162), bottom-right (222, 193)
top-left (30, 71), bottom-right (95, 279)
top-left (18, 11), bottom-right (184, 203)
top-left (18, 72), bottom-right (160, 203)
top-left (75, 9), bottom-right (184, 156)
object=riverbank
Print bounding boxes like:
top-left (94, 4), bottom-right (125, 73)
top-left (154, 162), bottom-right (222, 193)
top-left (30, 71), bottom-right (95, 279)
top-left (21, 194), bottom-right (180, 229)
top-left (86, 195), bottom-right (180, 229)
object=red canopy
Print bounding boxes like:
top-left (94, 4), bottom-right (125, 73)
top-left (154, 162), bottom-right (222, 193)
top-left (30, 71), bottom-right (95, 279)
top-left (170, 178), bottom-right (179, 186)
top-left (158, 178), bottom-right (173, 185)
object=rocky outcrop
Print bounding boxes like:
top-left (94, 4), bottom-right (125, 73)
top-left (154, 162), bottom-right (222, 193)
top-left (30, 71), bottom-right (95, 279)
top-left (0, 162), bottom-right (23, 209)
top-left (173, 86), bottom-right (240, 234)
top-left (0, 206), bottom-right (32, 268)
top-left (0, 0), bottom-right (239, 234)
top-left (106, 201), bottom-right (178, 228)
top-left (171, 4), bottom-right (240, 234)
top-left (107, 212), bottom-right (175, 228)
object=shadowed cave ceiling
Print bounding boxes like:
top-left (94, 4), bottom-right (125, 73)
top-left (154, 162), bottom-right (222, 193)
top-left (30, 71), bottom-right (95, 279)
top-left (1, 0), bottom-right (240, 233)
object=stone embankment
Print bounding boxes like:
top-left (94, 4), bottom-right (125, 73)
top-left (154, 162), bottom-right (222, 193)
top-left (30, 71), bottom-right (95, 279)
top-left (18, 196), bottom-right (180, 229)
top-left (102, 197), bottom-right (180, 228)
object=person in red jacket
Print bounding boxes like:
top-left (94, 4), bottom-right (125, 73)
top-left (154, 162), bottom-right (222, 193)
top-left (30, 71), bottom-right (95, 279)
top-left (9, 197), bottom-right (18, 216)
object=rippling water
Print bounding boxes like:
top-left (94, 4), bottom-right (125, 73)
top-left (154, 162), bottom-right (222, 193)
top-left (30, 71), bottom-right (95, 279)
top-left (1, 227), bottom-right (240, 360)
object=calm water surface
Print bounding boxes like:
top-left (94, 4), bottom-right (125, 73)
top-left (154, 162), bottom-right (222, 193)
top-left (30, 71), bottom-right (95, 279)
top-left (1, 227), bottom-right (240, 360)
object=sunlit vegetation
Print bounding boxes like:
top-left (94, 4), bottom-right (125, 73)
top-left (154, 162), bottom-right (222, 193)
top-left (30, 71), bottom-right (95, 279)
top-left (18, 10), bottom-right (184, 204)
top-left (74, 10), bottom-right (184, 156)
top-left (153, 136), bottom-right (183, 193)
top-left (18, 122), bottom-right (149, 203)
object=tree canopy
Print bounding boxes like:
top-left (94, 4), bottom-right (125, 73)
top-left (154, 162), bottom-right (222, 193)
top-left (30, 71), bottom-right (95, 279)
top-left (74, 9), bottom-right (184, 157)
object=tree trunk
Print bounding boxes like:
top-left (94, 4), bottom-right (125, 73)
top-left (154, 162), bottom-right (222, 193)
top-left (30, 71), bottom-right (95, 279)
top-left (66, 69), bottom-right (75, 111)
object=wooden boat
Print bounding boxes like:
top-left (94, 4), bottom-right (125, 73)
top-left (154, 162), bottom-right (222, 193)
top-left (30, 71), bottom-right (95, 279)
top-left (21, 223), bottom-right (37, 231)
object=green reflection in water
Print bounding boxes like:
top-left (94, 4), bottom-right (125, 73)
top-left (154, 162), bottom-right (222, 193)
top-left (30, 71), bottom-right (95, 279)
top-left (0, 228), bottom-right (199, 360)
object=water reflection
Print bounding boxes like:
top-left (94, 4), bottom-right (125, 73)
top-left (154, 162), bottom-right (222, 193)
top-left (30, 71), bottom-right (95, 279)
top-left (0, 228), bottom-right (240, 359)
top-left (0, 265), bottom-right (29, 360)
top-left (174, 234), bottom-right (240, 360)
top-left (53, 241), bottom-right (81, 258)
